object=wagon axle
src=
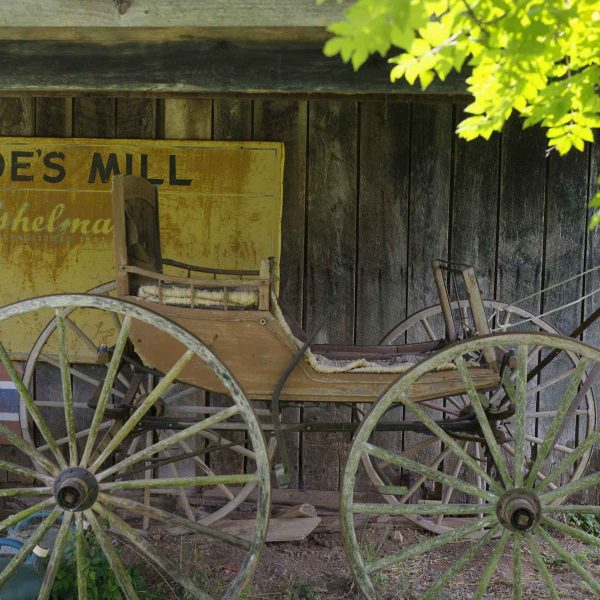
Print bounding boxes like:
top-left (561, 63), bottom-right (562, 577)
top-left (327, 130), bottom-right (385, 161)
top-left (53, 467), bottom-right (99, 512)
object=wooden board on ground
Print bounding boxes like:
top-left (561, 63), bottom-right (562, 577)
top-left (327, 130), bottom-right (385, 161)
top-left (217, 516), bottom-right (321, 543)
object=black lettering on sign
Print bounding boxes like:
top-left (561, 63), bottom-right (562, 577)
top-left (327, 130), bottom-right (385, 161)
top-left (125, 153), bottom-right (133, 176)
top-left (169, 155), bottom-right (192, 186)
top-left (43, 152), bottom-right (66, 183)
top-left (0, 154), bottom-right (4, 178)
top-left (89, 152), bottom-right (121, 184)
top-left (140, 154), bottom-right (164, 185)
top-left (12, 151), bottom-right (34, 182)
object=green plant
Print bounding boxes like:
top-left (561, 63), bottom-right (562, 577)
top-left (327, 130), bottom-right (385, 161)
top-left (51, 532), bottom-right (164, 600)
top-left (283, 575), bottom-right (322, 600)
top-left (567, 513), bottom-right (600, 538)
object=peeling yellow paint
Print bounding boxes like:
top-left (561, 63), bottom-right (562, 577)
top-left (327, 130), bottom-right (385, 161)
top-left (0, 137), bottom-right (284, 359)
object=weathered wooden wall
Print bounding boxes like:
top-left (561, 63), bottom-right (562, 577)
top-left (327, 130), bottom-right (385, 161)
top-left (1, 95), bottom-right (598, 491)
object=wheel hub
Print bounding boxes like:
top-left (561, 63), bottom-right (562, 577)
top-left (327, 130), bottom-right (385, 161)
top-left (53, 467), bottom-right (99, 511)
top-left (496, 489), bottom-right (541, 532)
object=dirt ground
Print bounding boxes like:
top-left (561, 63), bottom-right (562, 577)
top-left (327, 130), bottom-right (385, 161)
top-left (134, 522), bottom-right (600, 599)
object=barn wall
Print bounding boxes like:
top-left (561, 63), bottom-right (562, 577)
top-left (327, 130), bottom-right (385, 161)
top-left (1, 96), bottom-right (599, 492)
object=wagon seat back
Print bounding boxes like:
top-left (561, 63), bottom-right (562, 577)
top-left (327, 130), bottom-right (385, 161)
top-left (111, 174), bottom-right (273, 310)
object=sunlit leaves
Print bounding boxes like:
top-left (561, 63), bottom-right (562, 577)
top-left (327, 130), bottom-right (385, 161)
top-left (321, 0), bottom-right (600, 225)
top-left (321, 0), bottom-right (599, 155)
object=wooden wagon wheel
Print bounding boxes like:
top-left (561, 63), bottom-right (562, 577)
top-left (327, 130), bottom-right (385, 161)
top-left (0, 294), bottom-right (270, 600)
top-left (363, 301), bottom-right (596, 535)
top-left (342, 332), bottom-right (600, 599)
top-left (21, 282), bottom-right (274, 529)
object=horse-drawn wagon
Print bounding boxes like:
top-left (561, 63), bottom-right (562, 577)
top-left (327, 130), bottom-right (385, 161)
top-left (1, 175), bottom-right (599, 599)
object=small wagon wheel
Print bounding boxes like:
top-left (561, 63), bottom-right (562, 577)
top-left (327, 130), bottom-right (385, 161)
top-left (365, 301), bottom-right (596, 535)
top-left (0, 294), bottom-right (270, 600)
top-left (21, 282), bottom-right (273, 528)
top-left (342, 332), bottom-right (600, 599)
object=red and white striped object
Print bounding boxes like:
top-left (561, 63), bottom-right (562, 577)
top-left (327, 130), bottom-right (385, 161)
top-left (0, 365), bottom-right (22, 444)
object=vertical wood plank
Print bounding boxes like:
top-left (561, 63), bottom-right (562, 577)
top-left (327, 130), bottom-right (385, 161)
top-left (406, 103), bottom-right (453, 323)
top-left (354, 101), bottom-right (410, 492)
top-left (214, 100), bottom-right (253, 140)
top-left (254, 99), bottom-right (307, 488)
top-left (496, 118), bottom-right (546, 491)
top-left (73, 97), bottom-right (116, 138)
top-left (451, 104), bottom-right (500, 298)
top-left (356, 101), bottom-right (410, 344)
top-left (496, 119), bottom-right (547, 314)
top-left (584, 138), bottom-right (600, 503)
top-left (35, 98), bottom-right (73, 137)
top-left (0, 98), bottom-right (34, 481)
top-left (540, 147), bottom-right (589, 482)
top-left (116, 98), bottom-right (156, 138)
top-left (302, 99), bottom-right (357, 490)
top-left (164, 99), bottom-right (212, 140)
top-left (403, 102), bottom-right (453, 500)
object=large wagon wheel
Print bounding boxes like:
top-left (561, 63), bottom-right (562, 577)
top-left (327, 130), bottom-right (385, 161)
top-left (364, 301), bottom-right (596, 535)
top-left (342, 332), bottom-right (600, 599)
top-left (0, 294), bottom-right (270, 600)
top-left (21, 283), bottom-right (272, 528)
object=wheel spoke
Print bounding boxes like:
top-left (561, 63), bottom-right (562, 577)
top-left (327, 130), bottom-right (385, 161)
top-left (159, 437), bottom-right (195, 521)
top-left (64, 316), bottom-right (98, 355)
top-left (422, 525), bottom-right (501, 600)
top-left (0, 508), bottom-right (60, 588)
top-left (544, 504), bottom-right (600, 516)
top-left (398, 447), bottom-right (453, 504)
top-left (90, 349), bottom-right (195, 472)
top-left (97, 405), bottom-right (240, 481)
top-left (85, 510), bottom-right (139, 600)
top-left (365, 443), bottom-right (496, 502)
top-left (176, 437), bottom-right (235, 501)
top-left (40, 355), bottom-right (125, 398)
top-left (0, 458), bottom-right (53, 485)
top-left (525, 434), bottom-right (573, 454)
top-left (93, 503), bottom-right (212, 600)
top-left (474, 529), bottom-right (511, 600)
top-left (512, 533), bottom-right (522, 600)
top-left (418, 400), bottom-right (462, 416)
top-left (513, 345), bottom-right (528, 487)
top-left (535, 427), bottom-right (600, 492)
top-left (539, 470), bottom-right (600, 504)
top-left (0, 486), bottom-right (51, 497)
top-left (101, 473), bottom-right (257, 491)
top-left (535, 525), bottom-right (600, 595)
top-left (436, 442), bottom-right (468, 525)
top-left (56, 309), bottom-right (78, 464)
top-left (399, 393), bottom-right (502, 494)
top-left (80, 315), bottom-right (132, 467)
top-left (75, 513), bottom-right (88, 600)
top-left (352, 503), bottom-right (495, 516)
top-left (38, 421), bottom-right (113, 453)
top-left (37, 511), bottom-right (73, 600)
top-left (456, 356), bottom-right (512, 489)
top-left (525, 367), bottom-right (576, 397)
top-left (99, 492), bottom-right (250, 548)
top-left (524, 532), bottom-right (559, 600)
top-left (525, 359), bottom-right (589, 488)
top-left (420, 317), bottom-right (436, 341)
top-left (366, 516), bottom-right (496, 574)
top-left (0, 497), bottom-right (55, 532)
top-left (541, 516), bottom-right (600, 547)
top-left (0, 343), bottom-right (64, 471)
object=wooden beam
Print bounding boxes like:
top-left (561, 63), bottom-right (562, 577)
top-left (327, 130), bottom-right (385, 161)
top-left (0, 39), bottom-right (469, 96)
top-left (0, 0), bottom-right (346, 42)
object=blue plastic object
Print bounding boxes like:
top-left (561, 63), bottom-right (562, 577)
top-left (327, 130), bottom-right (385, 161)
top-left (0, 537), bottom-right (45, 600)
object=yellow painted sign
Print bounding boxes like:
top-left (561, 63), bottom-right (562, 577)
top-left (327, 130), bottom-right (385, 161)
top-left (0, 137), bottom-right (284, 359)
